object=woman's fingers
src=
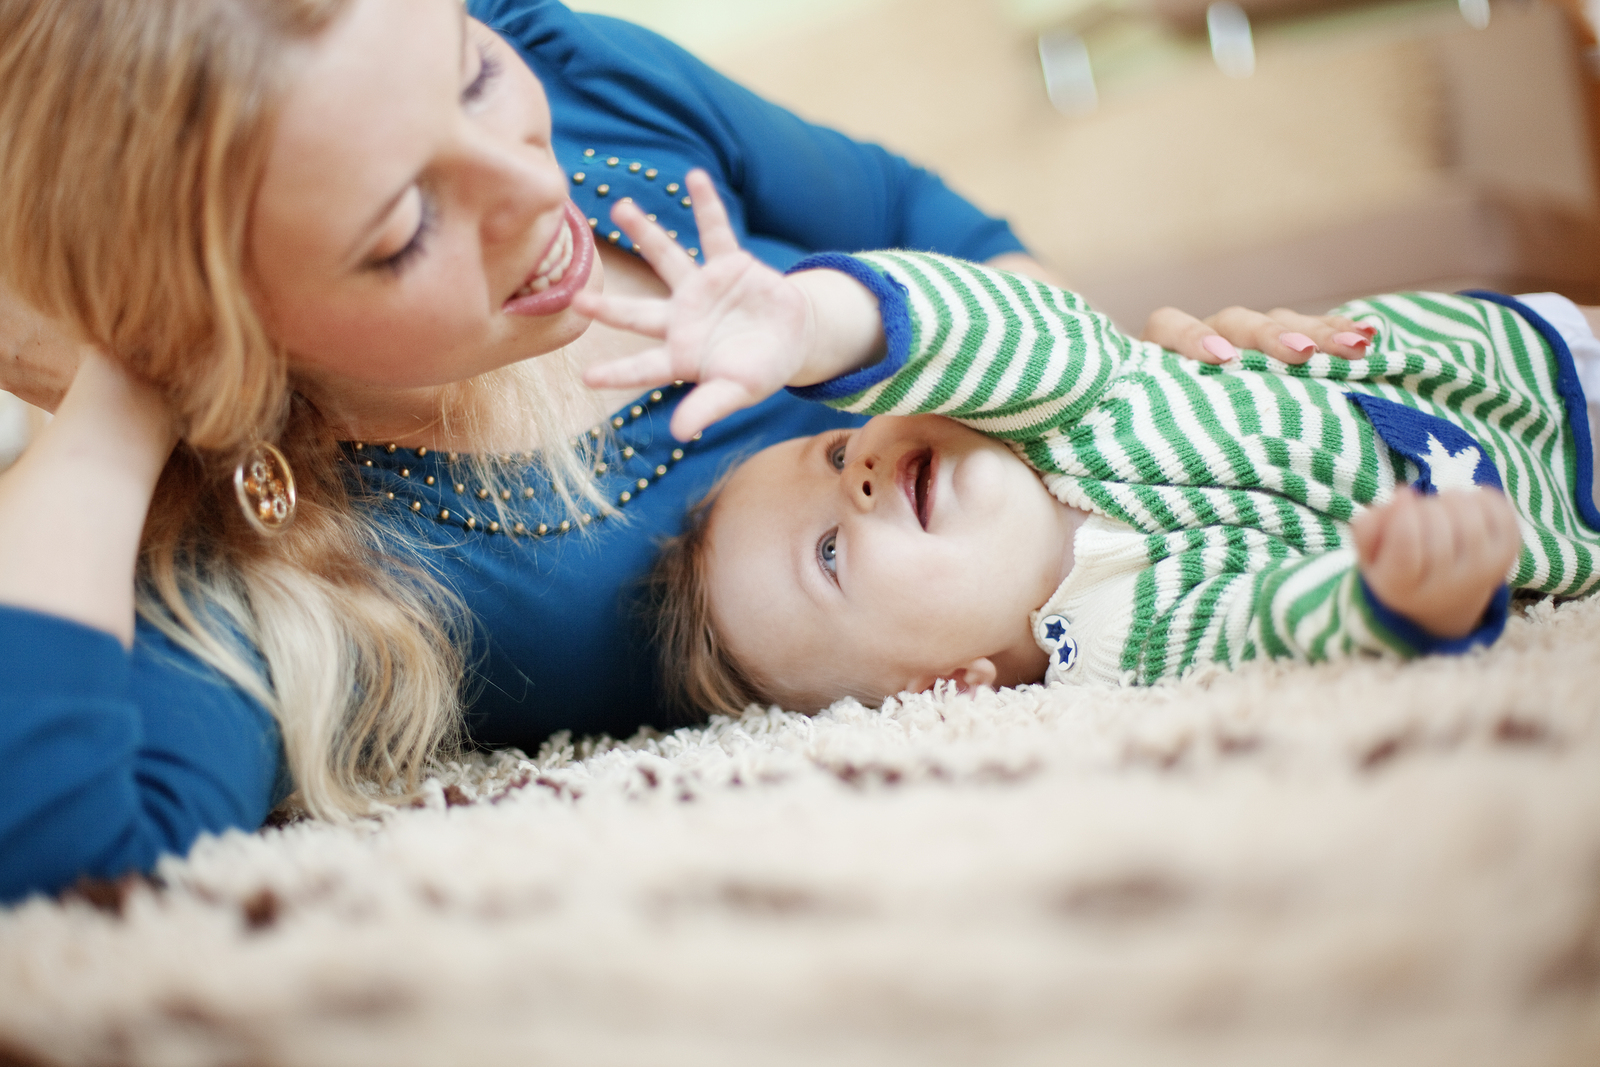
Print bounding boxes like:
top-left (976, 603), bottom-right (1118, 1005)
top-left (580, 346), bottom-right (677, 392)
top-left (571, 290), bottom-right (671, 339)
top-left (669, 378), bottom-right (756, 442)
top-left (1266, 307), bottom-right (1372, 360)
top-left (1141, 306), bottom-right (1238, 365)
top-left (608, 200), bottom-right (697, 289)
top-left (684, 170), bottom-right (740, 261)
top-left (1204, 306), bottom-right (1320, 365)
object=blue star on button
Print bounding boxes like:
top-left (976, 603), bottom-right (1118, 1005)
top-left (1037, 613), bottom-right (1079, 674)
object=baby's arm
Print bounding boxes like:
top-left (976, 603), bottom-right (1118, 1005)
top-left (1351, 487), bottom-right (1521, 639)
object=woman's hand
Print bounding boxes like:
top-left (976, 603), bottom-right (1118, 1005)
top-left (0, 279), bottom-right (84, 412)
top-left (1143, 304), bottom-right (1376, 365)
top-left (0, 348), bottom-right (176, 646)
top-left (578, 171), bottom-right (884, 442)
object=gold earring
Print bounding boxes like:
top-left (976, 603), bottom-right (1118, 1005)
top-left (233, 442), bottom-right (297, 535)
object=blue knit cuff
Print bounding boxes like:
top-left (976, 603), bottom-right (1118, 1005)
top-left (1358, 574), bottom-right (1510, 656)
top-left (784, 253), bottom-right (912, 403)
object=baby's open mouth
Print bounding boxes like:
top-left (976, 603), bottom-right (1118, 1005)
top-left (898, 448), bottom-right (935, 530)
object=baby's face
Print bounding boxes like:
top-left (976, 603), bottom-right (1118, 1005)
top-left (706, 414), bottom-right (1079, 710)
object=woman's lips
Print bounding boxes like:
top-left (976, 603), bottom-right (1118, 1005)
top-left (896, 448), bottom-right (936, 530)
top-left (503, 199), bottom-right (595, 317)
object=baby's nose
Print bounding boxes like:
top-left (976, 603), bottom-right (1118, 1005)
top-left (845, 455), bottom-right (878, 511)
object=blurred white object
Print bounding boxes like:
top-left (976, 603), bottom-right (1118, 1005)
top-left (1459, 0), bottom-right (1490, 30)
top-left (0, 391), bottom-right (33, 470)
top-left (1039, 30), bottom-right (1098, 114)
top-left (1207, 2), bottom-right (1255, 78)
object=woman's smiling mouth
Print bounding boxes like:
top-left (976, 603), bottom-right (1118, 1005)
top-left (503, 200), bottom-right (595, 316)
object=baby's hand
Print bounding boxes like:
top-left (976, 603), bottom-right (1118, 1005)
top-left (1351, 487), bottom-right (1521, 639)
top-left (576, 171), bottom-right (814, 441)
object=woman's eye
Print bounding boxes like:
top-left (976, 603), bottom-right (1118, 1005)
top-left (373, 189), bottom-right (437, 275)
top-left (828, 440), bottom-right (848, 470)
top-left (817, 530), bottom-right (839, 577)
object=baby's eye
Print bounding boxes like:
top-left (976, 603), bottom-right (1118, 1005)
top-left (827, 438), bottom-right (849, 470)
top-left (817, 529), bottom-right (839, 578)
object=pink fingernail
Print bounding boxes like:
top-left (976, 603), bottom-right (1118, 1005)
top-left (1332, 331), bottom-right (1369, 350)
top-left (1201, 335), bottom-right (1239, 363)
top-left (1357, 324), bottom-right (1378, 338)
top-left (1279, 332), bottom-right (1316, 355)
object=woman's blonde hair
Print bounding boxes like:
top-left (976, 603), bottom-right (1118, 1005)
top-left (0, 0), bottom-right (602, 817)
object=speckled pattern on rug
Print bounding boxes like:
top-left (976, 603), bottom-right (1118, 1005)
top-left (3, 596), bottom-right (1599, 1067)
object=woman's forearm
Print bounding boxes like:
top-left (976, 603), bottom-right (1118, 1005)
top-left (0, 351), bottom-right (175, 646)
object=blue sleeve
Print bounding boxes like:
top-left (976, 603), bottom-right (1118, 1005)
top-left (471, 0), bottom-right (1029, 263)
top-left (0, 607), bottom-right (284, 905)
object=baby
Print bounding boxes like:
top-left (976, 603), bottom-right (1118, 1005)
top-left (578, 174), bottom-right (1600, 717)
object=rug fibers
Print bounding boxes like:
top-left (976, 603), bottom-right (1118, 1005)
top-left (2, 597), bottom-right (1599, 1066)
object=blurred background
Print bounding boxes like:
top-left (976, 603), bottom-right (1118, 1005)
top-left (571, 0), bottom-right (1600, 327)
top-left (3, 0), bottom-right (1599, 460)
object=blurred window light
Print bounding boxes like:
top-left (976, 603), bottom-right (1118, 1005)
top-left (1039, 30), bottom-right (1098, 114)
top-left (1458, 0), bottom-right (1490, 29)
top-left (1207, 2), bottom-right (1255, 78)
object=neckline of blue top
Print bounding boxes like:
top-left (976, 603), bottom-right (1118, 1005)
top-left (341, 380), bottom-right (697, 537)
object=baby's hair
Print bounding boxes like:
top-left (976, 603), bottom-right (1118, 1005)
top-left (650, 479), bottom-right (767, 721)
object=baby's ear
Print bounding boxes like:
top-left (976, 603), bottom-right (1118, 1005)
top-left (914, 657), bottom-right (998, 695)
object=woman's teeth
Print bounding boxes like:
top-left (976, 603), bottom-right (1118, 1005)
top-left (512, 222), bottom-right (574, 299)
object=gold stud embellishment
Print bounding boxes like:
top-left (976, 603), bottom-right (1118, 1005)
top-left (666, 183), bottom-right (679, 194)
top-left (606, 156), bottom-right (619, 166)
top-left (500, 489), bottom-right (513, 501)
top-left (666, 230), bottom-right (677, 239)
top-left (558, 520), bottom-right (571, 533)
top-left (655, 464), bottom-right (668, 477)
top-left (630, 405), bottom-right (644, 418)
top-left (513, 522), bottom-right (527, 535)
top-left (611, 416), bottom-right (625, 429)
top-left (645, 168), bottom-right (658, 180)
top-left (522, 487), bottom-right (535, 499)
top-left (650, 390), bottom-right (664, 402)
top-left (681, 198), bottom-right (692, 208)
top-left (453, 482), bottom-right (466, 494)
top-left (619, 490), bottom-right (632, 504)
top-left (596, 184), bottom-right (610, 197)
top-left (588, 217), bottom-right (599, 229)
top-left (628, 161), bottom-right (642, 173)
top-left (425, 476), bottom-right (436, 486)
top-left (536, 523), bottom-right (549, 536)
top-left (488, 521), bottom-right (501, 533)
top-left (671, 449), bottom-right (684, 461)
top-left (410, 501), bottom-right (423, 512)
top-left (234, 442), bottom-right (296, 536)
top-left (572, 172), bottom-right (586, 184)
top-left (621, 446), bottom-right (635, 459)
top-left (385, 443), bottom-right (397, 454)
top-left (400, 468), bottom-right (411, 478)
top-left (636, 478), bottom-right (649, 491)
top-left (477, 488), bottom-right (490, 500)
top-left (438, 509), bottom-right (450, 521)
top-left (607, 231), bottom-right (621, 244)
top-left (415, 447), bottom-right (429, 457)
top-left (465, 517), bottom-right (477, 530)
top-left (583, 148), bottom-right (595, 157)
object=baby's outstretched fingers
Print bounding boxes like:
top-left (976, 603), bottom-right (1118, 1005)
top-left (683, 170), bottom-right (739, 261)
top-left (607, 200), bottom-right (696, 289)
top-left (572, 289), bottom-right (669, 340)
top-left (669, 378), bottom-right (759, 442)
top-left (581, 346), bottom-right (676, 392)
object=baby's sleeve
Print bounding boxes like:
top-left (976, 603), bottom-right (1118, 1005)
top-left (1089, 532), bottom-right (1509, 683)
top-left (786, 251), bottom-right (1136, 442)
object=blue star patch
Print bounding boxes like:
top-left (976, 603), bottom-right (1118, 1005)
top-left (1347, 393), bottom-right (1502, 493)
top-left (1044, 618), bottom-right (1066, 643)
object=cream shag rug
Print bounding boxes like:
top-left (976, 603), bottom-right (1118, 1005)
top-left (3, 598), bottom-right (1600, 1066)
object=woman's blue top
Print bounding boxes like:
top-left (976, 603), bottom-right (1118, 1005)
top-left (0, 0), bottom-right (1026, 903)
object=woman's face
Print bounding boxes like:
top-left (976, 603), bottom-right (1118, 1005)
top-left (250, 0), bottom-right (598, 394)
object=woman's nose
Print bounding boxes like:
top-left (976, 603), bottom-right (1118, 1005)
top-left (467, 137), bottom-right (566, 247)
top-left (842, 454), bottom-right (879, 512)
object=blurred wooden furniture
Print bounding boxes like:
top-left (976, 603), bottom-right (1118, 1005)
top-left (706, 0), bottom-right (1600, 326)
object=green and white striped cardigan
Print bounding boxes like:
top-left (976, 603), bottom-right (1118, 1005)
top-left (790, 251), bottom-right (1600, 686)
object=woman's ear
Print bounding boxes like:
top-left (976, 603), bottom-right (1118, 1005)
top-left (913, 657), bottom-right (998, 695)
